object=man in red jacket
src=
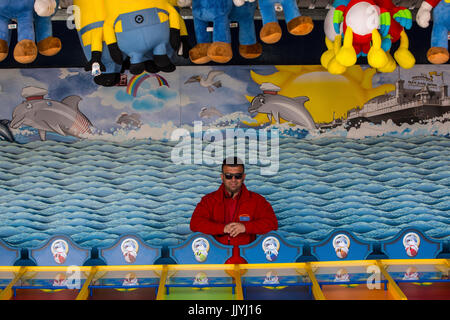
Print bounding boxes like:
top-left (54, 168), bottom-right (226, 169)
top-left (190, 157), bottom-right (278, 264)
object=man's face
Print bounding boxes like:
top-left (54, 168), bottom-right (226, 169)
top-left (221, 165), bottom-right (245, 195)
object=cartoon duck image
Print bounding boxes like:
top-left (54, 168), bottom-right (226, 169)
top-left (333, 235), bottom-right (350, 259)
top-left (184, 70), bottom-right (224, 93)
top-left (403, 233), bottom-right (420, 257)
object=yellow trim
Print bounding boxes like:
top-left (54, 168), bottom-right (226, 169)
top-left (305, 263), bottom-right (326, 300)
top-left (233, 264), bottom-right (243, 300)
top-left (76, 266), bottom-right (98, 300)
top-left (310, 260), bottom-right (378, 267)
top-left (379, 259), bottom-right (447, 266)
top-left (0, 266), bottom-right (21, 272)
top-left (156, 265), bottom-right (168, 300)
top-left (96, 265), bottom-right (163, 272)
top-left (23, 266), bottom-right (92, 272)
top-left (0, 267), bottom-right (26, 300)
top-left (166, 264), bottom-right (236, 271)
top-left (239, 262), bottom-right (307, 270)
top-left (375, 261), bottom-right (407, 300)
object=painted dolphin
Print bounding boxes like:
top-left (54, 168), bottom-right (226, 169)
top-left (199, 106), bottom-right (223, 119)
top-left (0, 119), bottom-right (14, 142)
top-left (10, 89), bottom-right (93, 141)
top-left (249, 93), bottom-right (316, 130)
top-left (116, 112), bottom-right (142, 128)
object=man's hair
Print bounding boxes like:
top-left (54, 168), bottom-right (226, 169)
top-left (222, 156), bottom-right (245, 173)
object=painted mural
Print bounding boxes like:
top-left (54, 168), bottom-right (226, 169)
top-left (0, 65), bottom-right (449, 249)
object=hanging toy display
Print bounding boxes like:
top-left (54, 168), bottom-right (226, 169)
top-left (0, 0), bottom-right (58, 64)
top-left (257, 0), bottom-right (314, 44)
top-left (416, 0), bottom-right (450, 64)
top-left (103, 0), bottom-right (183, 74)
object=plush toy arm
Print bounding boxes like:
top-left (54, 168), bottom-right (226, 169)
top-left (379, 10), bottom-right (391, 38)
top-left (233, 0), bottom-right (245, 7)
top-left (416, 1), bottom-right (433, 28)
top-left (34, 0), bottom-right (57, 17)
top-left (84, 51), bottom-right (106, 72)
top-left (333, 5), bottom-right (346, 35)
top-left (392, 7), bottom-right (412, 30)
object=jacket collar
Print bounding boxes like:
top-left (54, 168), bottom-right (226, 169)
top-left (216, 183), bottom-right (250, 203)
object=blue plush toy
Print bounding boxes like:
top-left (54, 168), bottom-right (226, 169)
top-left (229, 0), bottom-right (262, 59)
top-left (417, 0), bottom-right (450, 64)
top-left (188, 0), bottom-right (234, 64)
top-left (0, 0), bottom-right (57, 64)
top-left (34, 0), bottom-right (62, 57)
top-left (258, 0), bottom-right (314, 44)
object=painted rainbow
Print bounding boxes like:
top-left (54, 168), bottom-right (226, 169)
top-left (126, 73), bottom-right (170, 97)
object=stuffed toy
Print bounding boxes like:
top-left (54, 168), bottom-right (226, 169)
top-left (230, 0), bottom-right (262, 59)
top-left (187, 0), bottom-right (234, 64)
top-left (324, 0), bottom-right (414, 74)
top-left (74, 0), bottom-right (124, 86)
top-left (258, 0), bottom-right (314, 44)
top-left (34, 0), bottom-right (62, 57)
top-left (417, 0), bottom-right (449, 64)
top-left (0, 0), bottom-right (57, 64)
top-left (374, 0), bottom-right (415, 72)
top-left (167, 0), bottom-right (191, 59)
top-left (103, 0), bottom-right (182, 74)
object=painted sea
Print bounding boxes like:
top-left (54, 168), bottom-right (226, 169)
top-left (0, 131), bottom-right (449, 249)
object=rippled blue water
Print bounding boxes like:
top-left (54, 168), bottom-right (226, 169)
top-left (0, 136), bottom-right (449, 249)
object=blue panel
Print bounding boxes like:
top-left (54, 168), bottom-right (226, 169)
top-left (99, 235), bottom-right (161, 265)
top-left (0, 239), bottom-right (20, 266)
top-left (30, 236), bottom-right (90, 266)
top-left (311, 231), bottom-right (372, 262)
top-left (382, 229), bottom-right (441, 260)
top-left (169, 233), bottom-right (232, 264)
top-left (240, 232), bottom-right (302, 264)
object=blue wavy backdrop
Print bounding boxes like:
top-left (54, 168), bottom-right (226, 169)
top-left (0, 135), bottom-right (449, 249)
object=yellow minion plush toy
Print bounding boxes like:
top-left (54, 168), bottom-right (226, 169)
top-left (103, 0), bottom-right (182, 74)
top-left (73, 0), bottom-right (123, 86)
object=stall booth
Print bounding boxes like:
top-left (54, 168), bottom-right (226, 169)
top-left (5, 235), bottom-right (94, 300)
top-left (88, 235), bottom-right (162, 300)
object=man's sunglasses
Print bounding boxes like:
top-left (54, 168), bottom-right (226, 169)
top-left (223, 173), bottom-right (244, 180)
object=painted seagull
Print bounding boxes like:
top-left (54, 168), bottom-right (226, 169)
top-left (184, 70), bottom-right (224, 93)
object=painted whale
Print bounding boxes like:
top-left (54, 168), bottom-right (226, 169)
top-left (249, 93), bottom-right (316, 130)
top-left (0, 119), bottom-right (14, 142)
top-left (10, 95), bottom-right (93, 141)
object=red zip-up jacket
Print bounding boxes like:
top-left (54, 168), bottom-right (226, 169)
top-left (190, 183), bottom-right (278, 264)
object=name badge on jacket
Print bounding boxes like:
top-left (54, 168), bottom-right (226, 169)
top-left (239, 214), bottom-right (251, 222)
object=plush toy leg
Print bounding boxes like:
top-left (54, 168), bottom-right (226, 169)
top-left (287, 16), bottom-right (314, 36)
top-left (94, 73), bottom-right (121, 87)
top-left (239, 43), bottom-right (262, 59)
top-left (190, 18), bottom-right (212, 64)
top-left (259, 3), bottom-right (282, 44)
top-left (0, 39), bottom-right (7, 62)
top-left (367, 29), bottom-right (388, 69)
top-left (321, 36), bottom-right (336, 69)
top-left (208, 16), bottom-right (232, 63)
top-left (378, 51), bottom-right (397, 73)
top-left (154, 55), bottom-right (176, 72)
top-left (327, 35), bottom-right (347, 75)
top-left (260, 22), bottom-right (282, 44)
top-left (37, 37), bottom-right (62, 56)
top-left (13, 11), bottom-right (38, 64)
top-left (394, 30), bottom-right (415, 69)
top-left (336, 27), bottom-right (357, 67)
top-left (13, 40), bottom-right (38, 64)
top-left (427, 22), bottom-right (449, 64)
top-left (208, 42), bottom-right (233, 63)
